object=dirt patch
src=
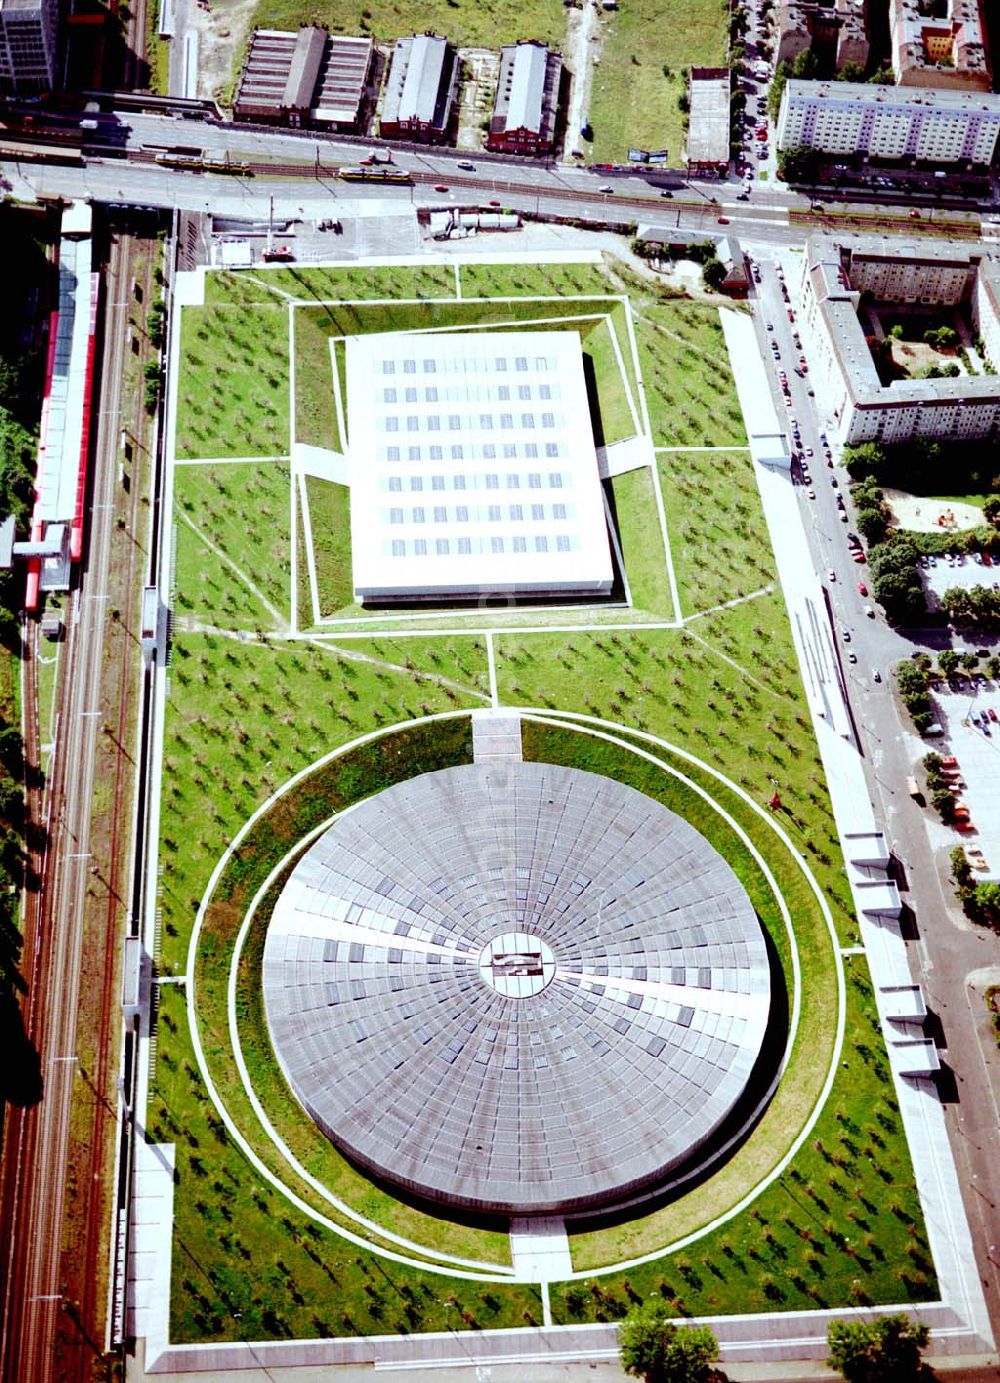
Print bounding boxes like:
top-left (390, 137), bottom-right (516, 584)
top-left (883, 487), bottom-right (984, 533)
top-left (563, 0), bottom-right (603, 157)
top-left (456, 48), bottom-right (498, 151)
top-left (190, 0), bottom-right (258, 102)
top-left (888, 339), bottom-right (965, 379)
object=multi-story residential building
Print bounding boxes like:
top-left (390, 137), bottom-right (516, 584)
top-left (777, 79), bottom-right (1000, 168)
top-left (890, 0), bottom-right (990, 92)
top-left (774, 0), bottom-right (869, 71)
top-left (801, 235), bottom-right (1000, 445)
top-left (487, 41), bottom-right (562, 156)
top-left (379, 33), bottom-right (459, 143)
top-left (0, 0), bottom-right (58, 96)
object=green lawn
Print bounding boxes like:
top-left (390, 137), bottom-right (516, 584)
top-left (247, 0), bottom-right (564, 47)
top-left (292, 296), bottom-right (632, 453)
top-left (175, 305), bottom-right (290, 459)
top-left (183, 719), bottom-right (519, 1269)
top-left (659, 448), bottom-right (771, 615)
top-left (294, 309), bottom-right (341, 453)
top-left (609, 468), bottom-right (674, 617)
top-left (457, 262), bottom-right (615, 299)
top-left (518, 719), bottom-right (927, 1302)
top-left (208, 265), bottom-right (458, 307)
top-left (174, 462), bottom-right (292, 630)
top-left (634, 302), bottom-right (747, 448)
top-left (587, 0), bottom-right (728, 163)
top-left (302, 476), bottom-right (353, 618)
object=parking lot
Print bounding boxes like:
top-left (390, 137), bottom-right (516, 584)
top-left (919, 551), bottom-right (1000, 612)
top-left (923, 682), bottom-right (1000, 878)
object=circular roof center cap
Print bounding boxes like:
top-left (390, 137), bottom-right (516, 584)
top-left (478, 932), bottom-right (555, 998)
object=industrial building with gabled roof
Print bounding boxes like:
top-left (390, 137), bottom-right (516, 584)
top-left (487, 41), bottom-right (563, 156)
top-left (233, 26), bottom-right (374, 129)
top-left (379, 32), bottom-right (458, 143)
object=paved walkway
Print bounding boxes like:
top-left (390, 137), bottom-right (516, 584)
top-left (509, 1218), bottom-right (573, 1281)
top-left (472, 708), bottom-right (523, 761)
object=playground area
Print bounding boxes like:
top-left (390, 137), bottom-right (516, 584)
top-left (884, 488), bottom-right (984, 534)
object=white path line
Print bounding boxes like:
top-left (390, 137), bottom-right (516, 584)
top-left (655, 445), bottom-right (752, 453)
top-left (288, 303), bottom-right (297, 451)
top-left (175, 508), bottom-right (288, 629)
top-left (242, 271), bottom-right (297, 302)
top-left (684, 623), bottom-right (779, 699)
top-left (486, 631), bottom-right (499, 708)
top-left (604, 312), bottom-right (641, 438)
top-left (541, 1282), bottom-right (552, 1328)
top-left (684, 584), bottom-right (776, 624)
top-left (453, 263), bottom-right (461, 299)
top-left (297, 470), bottom-right (321, 628)
top-left (840, 945), bottom-right (867, 955)
top-left (289, 306), bottom-right (299, 633)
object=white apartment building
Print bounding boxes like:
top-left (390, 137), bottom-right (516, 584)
top-left (0, 0), bottom-right (58, 94)
top-left (777, 80), bottom-right (1000, 167)
top-left (801, 235), bottom-right (1000, 446)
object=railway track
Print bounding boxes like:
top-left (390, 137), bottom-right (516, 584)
top-left (0, 220), bottom-right (146, 1383)
top-left (70, 228), bottom-right (148, 1376)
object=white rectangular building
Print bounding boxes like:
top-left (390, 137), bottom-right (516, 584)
top-left (346, 331), bottom-right (614, 603)
top-left (777, 79), bottom-right (1000, 167)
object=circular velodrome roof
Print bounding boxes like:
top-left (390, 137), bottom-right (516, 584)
top-left (262, 762), bottom-right (771, 1216)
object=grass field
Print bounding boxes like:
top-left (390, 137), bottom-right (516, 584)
top-left (154, 256), bottom-right (935, 1345)
top-left (174, 462), bottom-right (292, 629)
top-left (247, 0), bottom-right (564, 47)
top-left (175, 306), bottom-right (290, 459)
top-left (302, 476), bottom-right (353, 616)
top-left (636, 301), bottom-right (747, 448)
top-left (658, 448), bottom-right (771, 615)
top-left (609, 468), bottom-right (674, 617)
top-left (587, 0), bottom-right (728, 163)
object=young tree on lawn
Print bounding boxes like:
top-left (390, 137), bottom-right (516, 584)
top-left (826, 1314), bottom-right (929, 1383)
top-left (619, 1305), bottom-right (718, 1383)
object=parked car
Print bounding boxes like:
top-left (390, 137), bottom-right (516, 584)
top-left (857, 581), bottom-right (868, 595)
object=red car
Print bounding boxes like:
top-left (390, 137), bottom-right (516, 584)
top-left (989, 708), bottom-right (998, 723)
top-left (858, 581), bottom-right (868, 596)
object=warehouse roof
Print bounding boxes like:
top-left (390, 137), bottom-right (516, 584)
top-left (382, 33), bottom-right (452, 126)
top-left (686, 66), bottom-right (731, 165)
